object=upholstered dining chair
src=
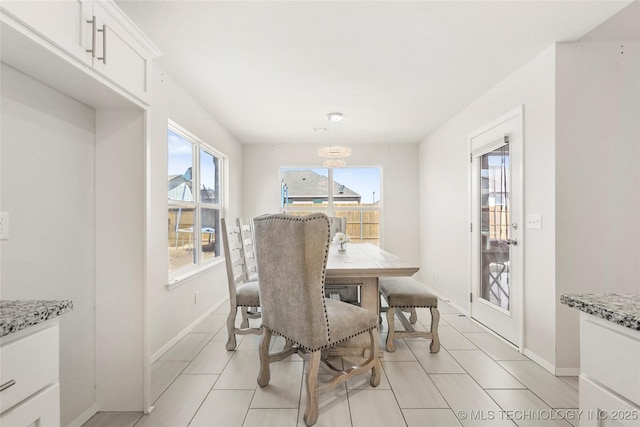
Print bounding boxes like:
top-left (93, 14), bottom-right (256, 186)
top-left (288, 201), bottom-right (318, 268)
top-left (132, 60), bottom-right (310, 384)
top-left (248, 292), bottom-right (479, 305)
top-left (253, 213), bottom-right (381, 426)
top-left (221, 217), bottom-right (262, 351)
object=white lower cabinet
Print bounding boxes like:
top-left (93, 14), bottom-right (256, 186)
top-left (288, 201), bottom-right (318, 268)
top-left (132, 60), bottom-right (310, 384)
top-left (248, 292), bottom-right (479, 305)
top-left (579, 313), bottom-right (640, 427)
top-left (0, 384), bottom-right (60, 427)
top-left (581, 377), bottom-right (640, 427)
top-left (0, 322), bottom-right (61, 427)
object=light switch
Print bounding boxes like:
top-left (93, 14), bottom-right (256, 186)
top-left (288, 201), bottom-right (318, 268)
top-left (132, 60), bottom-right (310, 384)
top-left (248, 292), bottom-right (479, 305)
top-left (526, 214), bottom-right (542, 229)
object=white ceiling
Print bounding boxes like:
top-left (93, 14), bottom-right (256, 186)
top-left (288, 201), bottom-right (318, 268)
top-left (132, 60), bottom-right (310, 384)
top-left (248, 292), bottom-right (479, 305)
top-left (117, 1), bottom-right (636, 145)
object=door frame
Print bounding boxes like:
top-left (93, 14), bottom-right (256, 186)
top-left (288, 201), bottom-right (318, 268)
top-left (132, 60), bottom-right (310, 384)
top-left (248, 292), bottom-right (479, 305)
top-left (468, 105), bottom-right (524, 350)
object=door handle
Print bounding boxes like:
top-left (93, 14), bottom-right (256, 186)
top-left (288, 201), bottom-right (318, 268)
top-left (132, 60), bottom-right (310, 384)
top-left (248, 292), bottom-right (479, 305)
top-left (506, 239), bottom-right (518, 246)
top-left (97, 24), bottom-right (107, 65)
top-left (86, 16), bottom-right (96, 57)
top-left (0, 379), bottom-right (16, 392)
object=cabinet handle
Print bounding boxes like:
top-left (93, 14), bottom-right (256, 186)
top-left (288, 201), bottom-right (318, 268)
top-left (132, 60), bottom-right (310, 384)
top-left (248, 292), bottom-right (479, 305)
top-left (0, 379), bottom-right (16, 392)
top-left (97, 24), bottom-right (107, 65)
top-left (86, 16), bottom-right (96, 57)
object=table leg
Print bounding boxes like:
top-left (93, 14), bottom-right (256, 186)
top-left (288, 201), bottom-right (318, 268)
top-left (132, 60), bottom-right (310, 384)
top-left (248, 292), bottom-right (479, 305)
top-left (325, 277), bottom-right (380, 358)
top-left (360, 277), bottom-right (379, 318)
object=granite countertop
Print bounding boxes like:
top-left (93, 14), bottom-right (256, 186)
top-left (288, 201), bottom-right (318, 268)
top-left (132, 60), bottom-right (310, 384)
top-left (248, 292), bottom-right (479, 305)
top-left (560, 293), bottom-right (640, 331)
top-left (0, 300), bottom-right (73, 337)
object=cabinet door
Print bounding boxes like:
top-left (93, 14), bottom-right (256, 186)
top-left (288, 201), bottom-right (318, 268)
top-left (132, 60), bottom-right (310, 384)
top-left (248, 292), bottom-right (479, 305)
top-left (91, 1), bottom-right (152, 104)
top-left (580, 376), bottom-right (640, 427)
top-left (0, 325), bottom-right (59, 413)
top-left (0, 383), bottom-right (60, 427)
top-left (1, 0), bottom-right (92, 65)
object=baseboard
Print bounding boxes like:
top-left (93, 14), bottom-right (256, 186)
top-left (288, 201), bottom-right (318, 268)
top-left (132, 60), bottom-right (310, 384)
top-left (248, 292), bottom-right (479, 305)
top-left (67, 403), bottom-right (99, 427)
top-left (151, 299), bottom-right (226, 363)
top-left (420, 281), bottom-right (580, 379)
top-left (522, 348), bottom-right (580, 376)
top-left (555, 367), bottom-right (580, 376)
top-left (419, 283), bottom-right (470, 316)
top-left (522, 348), bottom-right (557, 375)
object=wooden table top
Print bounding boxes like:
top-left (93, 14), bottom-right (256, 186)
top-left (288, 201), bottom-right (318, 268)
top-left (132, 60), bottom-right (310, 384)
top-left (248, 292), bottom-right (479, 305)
top-left (326, 243), bottom-right (419, 278)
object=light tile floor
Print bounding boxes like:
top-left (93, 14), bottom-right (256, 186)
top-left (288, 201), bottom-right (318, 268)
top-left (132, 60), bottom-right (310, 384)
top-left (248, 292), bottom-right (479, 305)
top-left (83, 300), bottom-right (579, 427)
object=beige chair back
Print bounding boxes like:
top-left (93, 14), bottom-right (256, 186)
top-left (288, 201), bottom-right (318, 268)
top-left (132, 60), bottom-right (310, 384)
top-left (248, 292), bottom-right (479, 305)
top-left (253, 213), bottom-right (331, 350)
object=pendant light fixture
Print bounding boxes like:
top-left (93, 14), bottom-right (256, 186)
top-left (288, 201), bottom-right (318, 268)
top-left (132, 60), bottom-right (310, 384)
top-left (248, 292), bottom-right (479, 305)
top-left (322, 158), bottom-right (347, 168)
top-left (319, 113), bottom-right (350, 167)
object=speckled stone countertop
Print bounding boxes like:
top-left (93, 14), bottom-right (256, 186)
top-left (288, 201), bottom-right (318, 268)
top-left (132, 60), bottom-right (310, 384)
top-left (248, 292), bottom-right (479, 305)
top-left (560, 294), bottom-right (640, 331)
top-left (0, 300), bottom-right (73, 337)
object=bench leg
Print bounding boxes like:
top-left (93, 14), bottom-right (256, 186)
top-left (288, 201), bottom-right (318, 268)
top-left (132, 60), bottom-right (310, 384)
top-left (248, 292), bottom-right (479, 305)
top-left (409, 308), bottom-right (417, 324)
top-left (429, 307), bottom-right (441, 353)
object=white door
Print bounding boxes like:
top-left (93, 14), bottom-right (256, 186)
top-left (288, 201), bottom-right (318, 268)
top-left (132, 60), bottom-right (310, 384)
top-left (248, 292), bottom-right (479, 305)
top-left (470, 106), bottom-right (523, 347)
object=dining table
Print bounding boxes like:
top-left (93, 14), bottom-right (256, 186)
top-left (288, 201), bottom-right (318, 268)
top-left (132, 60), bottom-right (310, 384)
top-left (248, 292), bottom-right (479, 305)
top-left (325, 243), bottom-right (419, 357)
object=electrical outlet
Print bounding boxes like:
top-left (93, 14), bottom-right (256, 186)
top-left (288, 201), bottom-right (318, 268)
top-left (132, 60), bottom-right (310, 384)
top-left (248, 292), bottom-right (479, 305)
top-left (0, 212), bottom-right (9, 240)
top-left (194, 290), bottom-right (199, 304)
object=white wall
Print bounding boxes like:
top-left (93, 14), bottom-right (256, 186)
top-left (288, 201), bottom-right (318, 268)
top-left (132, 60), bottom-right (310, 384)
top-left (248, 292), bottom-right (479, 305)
top-left (0, 64), bottom-right (97, 426)
top-left (242, 143), bottom-right (420, 264)
top-left (95, 110), bottom-right (145, 410)
top-left (418, 46), bottom-right (558, 366)
top-left (147, 67), bottom-right (245, 357)
top-left (419, 35), bottom-right (640, 372)
top-left (0, 53), bottom-right (247, 425)
top-left (555, 40), bottom-right (640, 369)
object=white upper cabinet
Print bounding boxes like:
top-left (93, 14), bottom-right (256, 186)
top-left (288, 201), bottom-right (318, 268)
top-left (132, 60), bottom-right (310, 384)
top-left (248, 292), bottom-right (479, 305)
top-left (88, 1), bottom-right (156, 104)
top-left (1, 0), bottom-right (160, 106)
top-left (1, 0), bottom-right (93, 65)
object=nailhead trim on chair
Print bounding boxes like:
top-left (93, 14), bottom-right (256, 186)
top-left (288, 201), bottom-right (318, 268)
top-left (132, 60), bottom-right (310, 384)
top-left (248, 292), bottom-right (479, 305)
top-left (263, 325), bottom-right (378, 353)
top-left (383, 304), bottom-right (437, 308)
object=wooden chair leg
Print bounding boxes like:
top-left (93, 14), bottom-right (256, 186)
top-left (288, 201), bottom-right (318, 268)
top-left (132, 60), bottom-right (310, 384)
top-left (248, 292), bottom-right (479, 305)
top-left (429, 307), bottom-right (441, 353)
top-left (386, 307), bottom-right (396, 352)
top-left (226, 306), bottom-right (237, 351)
top-left (257, 328), bottom-right (272, 387)
top-left (369, 328), bottom-right (381, 387)
top-left (304, 350), bottom-right (321, 426)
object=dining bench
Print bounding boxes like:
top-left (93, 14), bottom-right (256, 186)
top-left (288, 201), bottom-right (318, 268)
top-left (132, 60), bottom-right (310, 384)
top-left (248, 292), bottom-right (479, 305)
top-left (378, 277), bottom-right (440, 353)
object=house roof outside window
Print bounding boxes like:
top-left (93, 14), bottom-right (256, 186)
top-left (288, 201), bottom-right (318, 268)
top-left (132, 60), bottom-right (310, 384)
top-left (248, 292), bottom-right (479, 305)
top-left (282, 169), bottom-right (361, 203)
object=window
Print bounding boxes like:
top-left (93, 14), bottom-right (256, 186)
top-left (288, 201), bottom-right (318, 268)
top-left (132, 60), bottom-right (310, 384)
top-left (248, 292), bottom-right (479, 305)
top-left (168, 121), bottom-right (224, 276)
top-left (280, 167), bottom-right (381, 245)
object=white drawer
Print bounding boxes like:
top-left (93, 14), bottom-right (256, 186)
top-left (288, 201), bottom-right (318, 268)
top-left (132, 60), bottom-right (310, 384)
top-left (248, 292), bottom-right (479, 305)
top-left (0, 324), bottom-right (59, 413)
top-left (581, 314), bottom-right (640, 407)
top-left (580, 376), bottom-right (640, 427)
top-left (0, 383), bottom-right (60, 427)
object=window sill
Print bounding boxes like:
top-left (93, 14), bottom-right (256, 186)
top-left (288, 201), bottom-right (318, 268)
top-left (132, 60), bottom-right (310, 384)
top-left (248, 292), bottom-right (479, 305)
top-left (166, 258), bottom-right (225, 291)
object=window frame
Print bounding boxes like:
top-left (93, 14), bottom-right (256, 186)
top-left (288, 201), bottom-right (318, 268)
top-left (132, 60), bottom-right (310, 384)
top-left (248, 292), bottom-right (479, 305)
top-left (167, 120), bottom-right (225, 281)
top-left (279, 166), bottom-right (383, 246)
